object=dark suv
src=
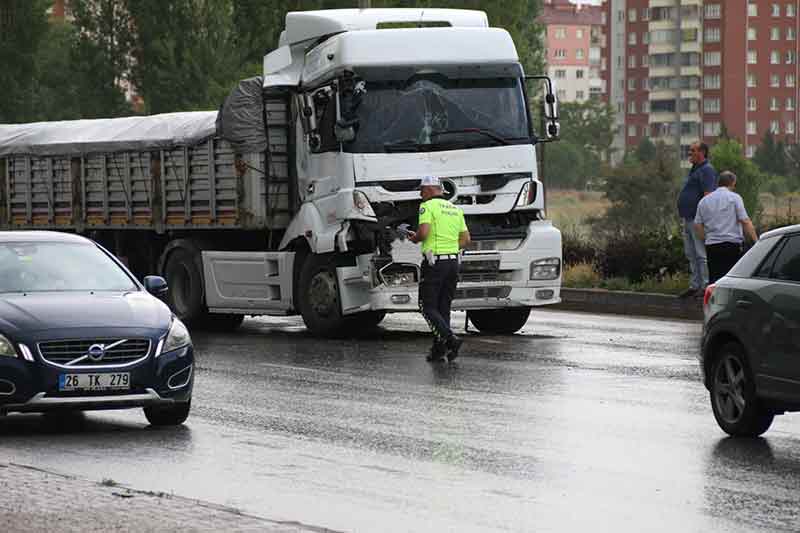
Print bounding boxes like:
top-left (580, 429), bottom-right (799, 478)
top-left (0, 231), bottom-right (193, 425)
top-left (701, 224), bottom-right (800, 436)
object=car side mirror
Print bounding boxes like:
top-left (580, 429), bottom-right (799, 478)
top-left (143, 276), bottom-right (168, 297)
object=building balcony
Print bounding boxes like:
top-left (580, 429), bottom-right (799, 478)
top-left (680, 65), bottom-right (702, 77)
top-left (649, 43), bottom-right (680, 55)
top-left (649, 111), bottom-right (678, 123)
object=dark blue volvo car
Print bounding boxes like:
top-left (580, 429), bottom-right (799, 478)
top-left (0, 231), bottom-right (193, 425)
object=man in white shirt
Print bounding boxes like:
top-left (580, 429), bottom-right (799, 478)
top-left (693, 171), bottom-right (758, 284)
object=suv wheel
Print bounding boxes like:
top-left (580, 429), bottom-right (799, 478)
top-left (710, 342), bottom-right (774, 437)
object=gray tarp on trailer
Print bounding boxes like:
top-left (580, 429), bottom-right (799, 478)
top-left (0, 112), bottom-right (218, 157)
top-left (216, 76), bottom-right (268, 154)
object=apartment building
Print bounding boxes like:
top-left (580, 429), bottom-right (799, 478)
top-left (541, 0), bottom-right (607, 102)
top-left (600, 0), bottom-right (800, 162)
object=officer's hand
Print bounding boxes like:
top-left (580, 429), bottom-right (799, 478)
top-left (407, 231), bottom-right (417, 243)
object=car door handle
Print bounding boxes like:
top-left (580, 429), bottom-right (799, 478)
top-left (736, 299), bottom-right (752, 309)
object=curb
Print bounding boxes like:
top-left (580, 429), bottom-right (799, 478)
top-left (551, 287), bottom-right (703, 321)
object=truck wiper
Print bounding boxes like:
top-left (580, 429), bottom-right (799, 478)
top-left (430, 128), bottom-right (511, 145)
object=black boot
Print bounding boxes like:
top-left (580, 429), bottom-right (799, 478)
top-left (426, 340), bottom-right (447, 362)
top-left (445, 335), bottom-right (463, 362)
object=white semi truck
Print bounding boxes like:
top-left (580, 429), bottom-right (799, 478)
top-left (0, 9), bottom-right (562, 336)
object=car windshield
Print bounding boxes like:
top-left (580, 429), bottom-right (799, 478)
top-left (0, 241), bottom-right (137, 293)
top-left (344, 76), bottom-right (530, 153)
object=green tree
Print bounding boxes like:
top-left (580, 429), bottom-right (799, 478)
top-left (711, 138), bottom-right (764, 223)
top-left (30, 19), bottom-right (83, 121)
top-left (557, 99), bottom-right (616, 161)
top-left (753, 131), bottom-right (787, 176)
top-left (634, 137), bottom-right (657, 163)
top-left (69, 0), bottom-right (136, 117)
top-left (542, 141), bottom-right (586, 189)
top-left (0, 0), bottom-right (50, 122)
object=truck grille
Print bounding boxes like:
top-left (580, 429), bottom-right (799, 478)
top-left (38, 338), bottom-right (152, 368)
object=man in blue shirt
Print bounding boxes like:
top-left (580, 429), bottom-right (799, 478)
top-left (677, 141), bottom-right (717, 298)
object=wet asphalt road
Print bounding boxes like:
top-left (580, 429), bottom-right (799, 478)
top-left (2, 310), bottom-right (800, 532)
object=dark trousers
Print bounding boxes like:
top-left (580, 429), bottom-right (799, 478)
top-left (707, 242), bottom-right (743, 284)
top-left (418, 259), bottom-right (459, 343)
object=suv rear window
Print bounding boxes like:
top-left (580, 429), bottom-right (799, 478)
top-left (727, 234), bottom-right (780, 278)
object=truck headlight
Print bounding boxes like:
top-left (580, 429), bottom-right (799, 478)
top-left (160, 318), bottom-right (191, 356)
top-left (0, 334), bottom-right (16, 358)
top-left (353, 190), bottom-right (376, 217)
top-left (530, 258), bottom-right (561, 280)
top-left (379, 264), bottom-right (419, 286)
top-left (515, 181), bottom-right (537, 207)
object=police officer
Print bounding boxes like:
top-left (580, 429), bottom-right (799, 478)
top-left (408, 176), bottom-right (471, 362)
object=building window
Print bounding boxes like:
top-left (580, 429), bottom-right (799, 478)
top-left (705, 27), bottom-right (721, 43)
top-left (704, 98), bottom-right (721, 113)
top-left (576, 90), bottom-right (585, 100)
top-left (628, 56), bottom-right (636, 68)
top-left (554, 49), bottom-right (567, 58)
top-left (642, 7), bottom-right (650, 21)
top-left (628, 125), bottom-right (637, 137)
top-left (771, 74), bottom-right (780, 87)
top-left (747, 145), bottom-right (756, 158)
top-left (576, 69), bottom-right (584, 79)
top-left (628, 8), bottom-right (637, 22)
top-left (772, 3), bottom-right (781, 17)
top-left (554, 28), bottom-right (566, 39)
top-left (771, 120), bottom-right (780, 134)
top-left (557, 89), bottom-right (567, 100)
top-left (576, 49), bottom-right (585, 60)
top-left (788, 74), bottom-right (796, 87)
top-left (771, 97), bottom-right (780, 111)
top-left (789, 28), bottom-right (796, 40)
top-left (642, 78), bottom-right (650, 91)
top-left (772, 50), bottom-right (781, 64)
top-left (642, 101), bottom-right (650, 113)
top-left (788, 121), bottom-right (796, 134)
top-left (628, 32), bottom-right (637, 45)
top-left (642, 32), bottom-right (649, 44)
top-left (576, 28), bottom-right (584, 39)
top-left (789, 4), bottom-right (797, 17)
top-left (788, 97), bottom-right (796, 110)
top-left (748, 50), bottom-right (758, 64)
top-left (704, 52), bottom-right (721, 66)
top-left (748, 28), bottom-right (757, 41)
top-left (771, 27), bottom-right (780, 40)
top-left (749, 97), bottom-right (757, 111)
top-left (555, 69), bottom-right (567, 79)
top-left (748, 4), bottom-right (758, 17)
top-left (705, 74), bottom-right (722, 89)
top-left (705, 4), bottom-right (721, 19)
top-left (628, 101), bottom-right (637, 114)
top-left (618, 9), bottom-right (624, 22)
top-left (641, 55), bottom-right (649, 67)
top-left (787, 51), bottom-right (796, 64)
top-left (747, 73), bottom-right (757, 87)
top-left (704, 122), bottom-right (722, 136)
top-left (747, 121), bottom-right (757, 135)
top-left (628, 78), bottom-right (636, 90)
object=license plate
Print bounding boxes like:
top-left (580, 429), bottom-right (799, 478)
top-left (58, 373), bottom-right (130, 392)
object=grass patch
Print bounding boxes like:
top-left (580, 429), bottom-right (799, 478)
top-left (562, 263), bottom-right (689, 295)
top-left (546, 189), bottom-right (609, 236)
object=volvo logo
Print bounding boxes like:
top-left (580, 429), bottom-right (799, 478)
top-left (86, 344), bottom-right (106, 362)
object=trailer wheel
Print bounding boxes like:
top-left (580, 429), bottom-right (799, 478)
top-left (164, 248), bottom-right (205, 326)
top-left (467, 308), bottom-right (531, 334)
top-left (297, 254), bottom-right (347, 337)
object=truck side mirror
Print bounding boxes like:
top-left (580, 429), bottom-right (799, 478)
top-left (525, 75), bottom-right (560, 143)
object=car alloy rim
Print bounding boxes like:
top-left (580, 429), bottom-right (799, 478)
top-left (714, 354), bottom-right (747, 424)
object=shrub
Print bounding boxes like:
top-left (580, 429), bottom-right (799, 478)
top-left (562, 262), bottom-right (601, 288)
top-left (596, 228), bottom-right (685, 283)
top-left (562, 227), bottom-right (598, 266)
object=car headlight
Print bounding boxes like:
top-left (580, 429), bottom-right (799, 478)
top-left (160, 318), bottom-right (191, 356)
top-left (530, 257), bottom-right (561, 280)
top-left (0, 334), bottom-right (16, 358)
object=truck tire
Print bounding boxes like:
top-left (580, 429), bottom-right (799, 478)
top-left (467, 308), bottom-right (531, 335)
top-left (164, 248), bottom-right (205, 326)
top-left (297, 253), bottom-right (347, 337)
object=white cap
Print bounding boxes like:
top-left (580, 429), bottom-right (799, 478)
top-left (418, 175), bottom-right (442, 189)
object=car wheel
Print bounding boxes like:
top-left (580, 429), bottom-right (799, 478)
top-left (164, 249), bottom-right (205, 326)
top-left (144, 401), bottom-right (191, 426)
top-left (467, 308), bottom-right (531, 334)
top-left (297, 254), bottom-right (347, 337)
top-left (710, 342), bottom-right (774, 437)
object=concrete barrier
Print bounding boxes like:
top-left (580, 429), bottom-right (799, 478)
top-left (552, 288), bottom-right (703, 321)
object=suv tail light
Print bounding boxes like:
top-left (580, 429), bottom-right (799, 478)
top-left (703, 284), bottom-right (716, 307)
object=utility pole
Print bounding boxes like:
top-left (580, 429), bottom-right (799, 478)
top-left (359, 0), bottom-right (371, 8)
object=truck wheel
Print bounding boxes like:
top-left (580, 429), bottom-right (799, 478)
top-left (144, 401), bottom-right (191, 426)
top-left (467, 308), bottom-right (531, 334)
top-left (297, 254), bottom-right (347, 337)
top-left (164, 249), bottom-right (205, 326)
top-left (202, 314), bottom-right (245, 332)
